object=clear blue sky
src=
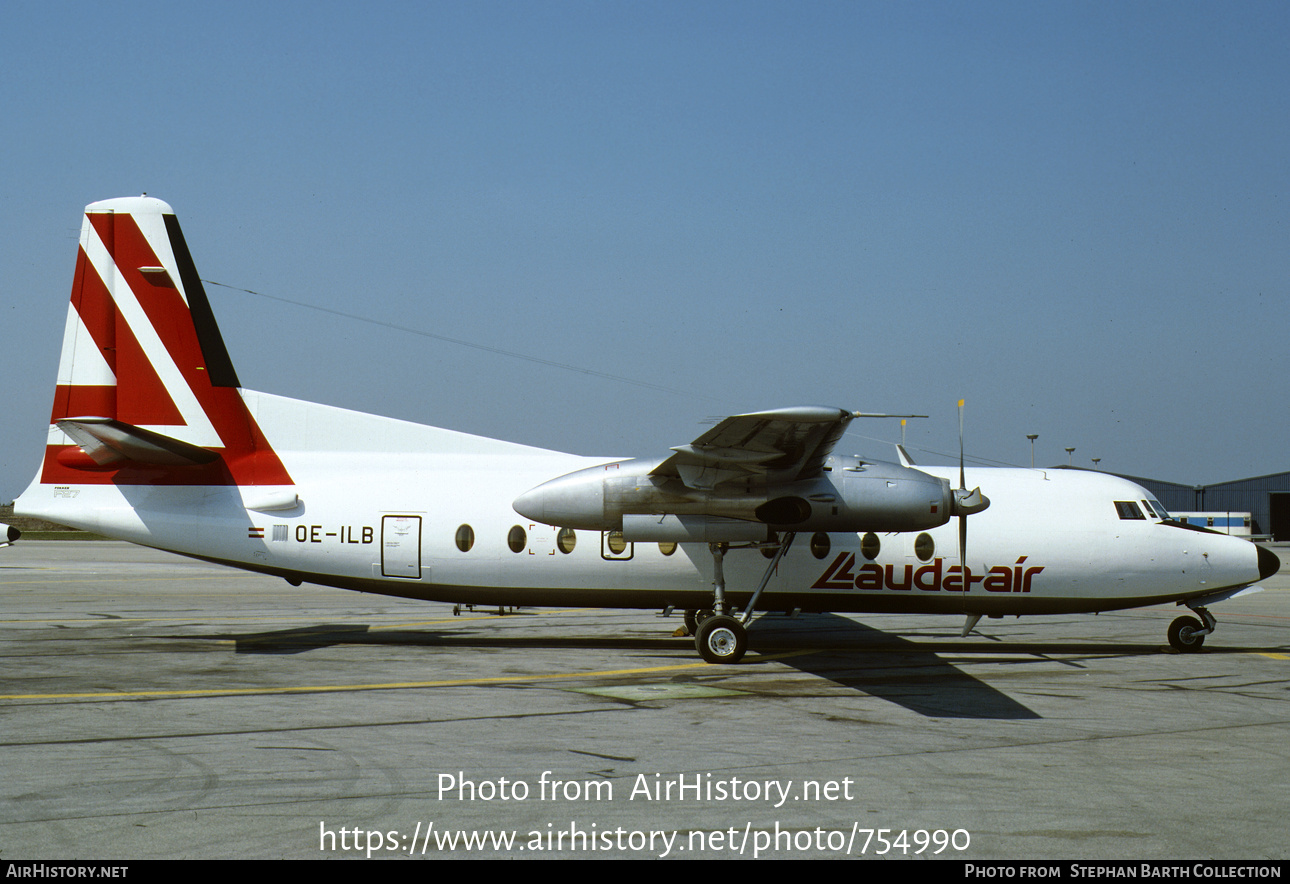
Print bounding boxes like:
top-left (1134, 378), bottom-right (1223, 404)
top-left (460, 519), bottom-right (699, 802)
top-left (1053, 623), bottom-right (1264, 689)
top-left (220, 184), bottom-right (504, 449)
top-left (3, 1), bottom-right (1287, 502)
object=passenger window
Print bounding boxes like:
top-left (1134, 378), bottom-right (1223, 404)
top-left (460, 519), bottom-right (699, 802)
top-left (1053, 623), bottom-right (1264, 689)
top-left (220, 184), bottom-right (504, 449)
top-left (455, 524), bottom-right (475, 552)
top-left (810, 532), bottom-right (830, 559)
top-left (557, 527), bottom-right (576, 554)
top-left (658, 541), bottom-right (677, 556)
top-left (507, 525), bottom-right (526, 553)
top-left (602, 531), bottom-right (632, 560)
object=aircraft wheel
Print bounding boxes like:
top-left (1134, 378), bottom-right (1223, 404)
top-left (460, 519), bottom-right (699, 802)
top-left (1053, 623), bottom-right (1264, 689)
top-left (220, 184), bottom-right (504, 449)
top-left (695, 615), bottom-right (747, 664)
top-left (683, 609), bottom-right (714, 635)
top-left (1168, 616), bottom-right (1206, 653)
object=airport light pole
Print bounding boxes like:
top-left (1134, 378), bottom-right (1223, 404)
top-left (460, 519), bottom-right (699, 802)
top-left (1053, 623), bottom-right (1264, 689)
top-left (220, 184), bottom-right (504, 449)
top-left (1065, 447), bottom-right (1075, 466)
top-left (1026, 434), bottom-right (1038, 469)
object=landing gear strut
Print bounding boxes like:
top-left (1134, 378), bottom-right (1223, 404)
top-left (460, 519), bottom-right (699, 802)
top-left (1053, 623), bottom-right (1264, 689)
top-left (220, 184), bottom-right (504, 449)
top-left (692, 533), bottom-right (796, 664)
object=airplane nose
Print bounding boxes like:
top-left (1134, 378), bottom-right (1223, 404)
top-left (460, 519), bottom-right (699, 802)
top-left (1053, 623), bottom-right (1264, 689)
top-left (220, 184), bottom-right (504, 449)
top-left (1257, 544), bottom-right (1280, 581)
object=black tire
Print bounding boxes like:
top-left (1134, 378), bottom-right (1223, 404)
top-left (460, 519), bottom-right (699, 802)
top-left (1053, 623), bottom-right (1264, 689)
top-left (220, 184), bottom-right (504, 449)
top-left (682, 609), bottom-right (716, 636)
top-left (1168, 615), bottom-right (1206, 652)
top-left (695, 615), bottom-right (747, 664)
top-left (683, 610), bottom-right (699, 635)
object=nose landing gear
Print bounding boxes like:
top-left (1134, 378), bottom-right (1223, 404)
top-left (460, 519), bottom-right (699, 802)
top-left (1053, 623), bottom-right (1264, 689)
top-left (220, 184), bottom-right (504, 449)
top-left (1168, 604), bottom-right (1217, 653)
top-left (1167, 615), bottom-right (1206, 652)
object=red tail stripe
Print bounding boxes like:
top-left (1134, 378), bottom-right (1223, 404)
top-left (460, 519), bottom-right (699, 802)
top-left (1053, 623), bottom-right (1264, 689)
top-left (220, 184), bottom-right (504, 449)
top-left (89, 212), bottom-right (208, 406)
top-left (41, 209), bottom-right (293, 487)
top-left (54, 243), bottom-right (183, 426)
top-left (52, 386), bottom-right (116, 421)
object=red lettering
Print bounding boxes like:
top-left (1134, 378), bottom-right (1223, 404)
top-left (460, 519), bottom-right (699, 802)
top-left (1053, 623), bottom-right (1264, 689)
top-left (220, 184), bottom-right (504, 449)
top-left (1021, 566), bottom-right (1044, 592)
top-left (813, 552), bottom-right (1046, 594)
top-left (983, 566), bottom-right (1013, 593)
top-left (812, 553), bottom-right (856, 590)
top-left (943, 566), bottom-right (981, 592)
top-left (854, 563), bottom-right (883, 590)
top-left (914, 558), bottom-right (942, 591)
top-left (884, 563), bottom-right (913, 591)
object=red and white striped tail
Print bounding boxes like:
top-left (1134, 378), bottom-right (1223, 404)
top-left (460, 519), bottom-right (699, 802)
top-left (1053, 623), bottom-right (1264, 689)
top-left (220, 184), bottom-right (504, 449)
top-left (41, 196), bottom-right (291, 487)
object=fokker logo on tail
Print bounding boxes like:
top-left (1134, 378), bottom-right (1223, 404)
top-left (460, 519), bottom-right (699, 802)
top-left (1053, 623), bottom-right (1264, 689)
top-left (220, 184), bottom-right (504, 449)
top-left (43, 196), bottom-right (291, 487)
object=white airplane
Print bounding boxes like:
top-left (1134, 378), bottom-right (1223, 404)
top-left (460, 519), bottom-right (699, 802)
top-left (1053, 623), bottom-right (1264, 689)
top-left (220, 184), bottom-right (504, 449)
top-left (14, 197), bottom-right (1280, 663)
top-left (0, 522), bottom-right (18, 548)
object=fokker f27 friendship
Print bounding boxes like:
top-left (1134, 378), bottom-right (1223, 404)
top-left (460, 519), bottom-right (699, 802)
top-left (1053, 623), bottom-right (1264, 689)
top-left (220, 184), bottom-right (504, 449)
top-left (15, 197), bottom-right (1280, 663)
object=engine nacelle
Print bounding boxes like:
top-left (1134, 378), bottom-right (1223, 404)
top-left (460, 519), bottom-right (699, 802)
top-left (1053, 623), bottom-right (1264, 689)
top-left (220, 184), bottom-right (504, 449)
top-left (513, 455), bottom-right (953, 539)
top-left (621, 514), bottom-right (770, 543)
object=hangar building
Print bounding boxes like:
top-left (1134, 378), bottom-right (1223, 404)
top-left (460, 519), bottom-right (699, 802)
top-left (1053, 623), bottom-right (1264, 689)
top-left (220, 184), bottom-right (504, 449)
top-left (1121, 471), bottom-right (1290, 541)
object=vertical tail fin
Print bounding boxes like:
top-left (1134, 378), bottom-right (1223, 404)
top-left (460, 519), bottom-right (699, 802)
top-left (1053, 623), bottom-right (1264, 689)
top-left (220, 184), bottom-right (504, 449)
top-left (40, 196), bottom-right (290, 486)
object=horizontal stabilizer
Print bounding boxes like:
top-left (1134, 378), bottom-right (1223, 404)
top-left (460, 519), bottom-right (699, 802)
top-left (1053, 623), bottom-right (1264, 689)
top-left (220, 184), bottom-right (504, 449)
top-left (242, 488), bottom-right (301, 513)
top-left (57, 417), bottom-right (220, 468)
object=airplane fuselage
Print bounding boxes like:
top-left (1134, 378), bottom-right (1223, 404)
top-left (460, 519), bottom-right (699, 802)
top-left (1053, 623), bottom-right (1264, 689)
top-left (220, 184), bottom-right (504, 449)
top-left (21, 403), bottom-right (1266, 618)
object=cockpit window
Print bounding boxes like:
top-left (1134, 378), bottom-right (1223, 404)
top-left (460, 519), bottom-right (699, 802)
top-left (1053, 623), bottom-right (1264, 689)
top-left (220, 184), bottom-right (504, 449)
top-left (1147, 499), bottom-right (1170, 520)
top-left (1140, 500), bottom-right (1157, 518)
top-left (1115, 501), bottom-right (1146, 520)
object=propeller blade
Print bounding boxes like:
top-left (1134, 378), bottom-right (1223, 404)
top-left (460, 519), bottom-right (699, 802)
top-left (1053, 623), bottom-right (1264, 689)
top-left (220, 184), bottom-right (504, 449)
top-left (959, 510), bottom-right (967, 571)
top-left (958, 399), bottom-right (966, 566)
top-left (953, 400), bottom-right (990, 565)
top-left (958, 398), bottom-right (965, 492)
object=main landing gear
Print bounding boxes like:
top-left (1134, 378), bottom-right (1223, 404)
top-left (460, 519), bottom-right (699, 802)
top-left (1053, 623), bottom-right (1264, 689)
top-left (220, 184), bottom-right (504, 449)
top-left (685, 534), bottom-right (797, 664)
top-left (695, 614), bottom-right (747, 664)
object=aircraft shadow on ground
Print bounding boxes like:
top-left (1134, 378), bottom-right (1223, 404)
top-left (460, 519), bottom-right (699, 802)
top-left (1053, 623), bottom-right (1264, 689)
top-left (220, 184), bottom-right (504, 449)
top-left (745, 613), bottom-right (1051, 719)
top-left (178, 611), bottom-right (1290, 719)
top-left (165, 612), bottom-right (1192, 719)
top-left (171, 611), bottom-right (1257, 721)
top-left (192, 623), bottom-right (682, 655)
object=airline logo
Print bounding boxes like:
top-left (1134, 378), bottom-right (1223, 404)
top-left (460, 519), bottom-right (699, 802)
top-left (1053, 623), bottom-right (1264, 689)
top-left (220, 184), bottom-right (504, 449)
top-left (41, 199), bottom-right (291, 487)
top-left (812, 553), bottom-right (1045, 593)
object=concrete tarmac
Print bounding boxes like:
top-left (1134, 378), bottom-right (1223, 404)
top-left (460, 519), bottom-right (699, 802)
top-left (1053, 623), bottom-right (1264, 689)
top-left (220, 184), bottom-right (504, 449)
top-left (2, 540), bottom-right (1287, 860)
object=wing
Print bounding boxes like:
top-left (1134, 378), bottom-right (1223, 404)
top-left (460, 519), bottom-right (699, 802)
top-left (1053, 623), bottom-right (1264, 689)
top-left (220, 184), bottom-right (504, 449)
top-left (651, 406), bottom-right (853, 490)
